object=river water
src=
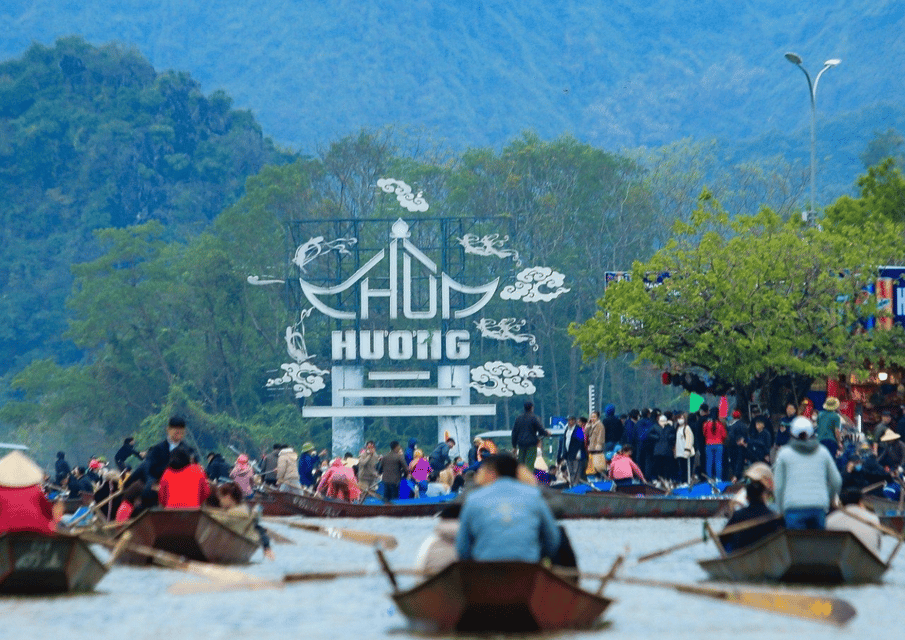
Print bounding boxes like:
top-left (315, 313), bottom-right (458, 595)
top-left (1, 516), bottom-right (903, 640)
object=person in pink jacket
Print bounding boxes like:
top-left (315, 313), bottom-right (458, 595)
top-left (608, 445), bottom-right (646, 486)
top-left (315, 458), bottom-right (361, 502)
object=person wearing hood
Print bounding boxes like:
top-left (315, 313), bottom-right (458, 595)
top-left (54, 451), bottom-right (71, 485)
top-left (315, 458), bottom-right (361, 502)
top-left (773, 416), bottom-right (842, 530)
top-left (404, 438), bottom-right (418, 466)
top-left (230, 453), bottom-right (255, 499)
top-left (205, 452), bottom-right (232, 482)
top-left (276, 445), bottom-right (301, 492)
top-left (0, 451), bottom-right (64, 535)
top-left (297, 443), bottom-right (320, 489)
top-left (602, 404), bottom-right (623, 452)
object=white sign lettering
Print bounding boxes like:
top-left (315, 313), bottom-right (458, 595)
top-left (332, 330), bottom-right (470, 361)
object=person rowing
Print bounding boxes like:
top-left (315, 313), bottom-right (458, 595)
top-left (774, 416), bottom-right (842, 530)
top-left (455, 453), bottom-right (560, 563)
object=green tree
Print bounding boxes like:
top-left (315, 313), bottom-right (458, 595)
top-left (824, 158), bottom-right (905, 228)
top-left (569, 193), bottom-right (905, 413)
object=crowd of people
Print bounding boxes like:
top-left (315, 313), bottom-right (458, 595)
top-left (1, 395), bottom-right (901, 579)
top-left (541, 397), bottom-right (905, 493)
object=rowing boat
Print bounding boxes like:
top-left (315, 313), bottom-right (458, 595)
top-left (115, 507), bottom-right (259, 565)
top-left (255, 489), bottom-right (457, 518)
top-left (862, 494), bottom-right (905, 533)
top-left (699, 529), bottom-right (888, 584)
top-left (0, 531), bottom-right (107, 594)
top-left (391, 561), bottom-right (613, 633)
top-left (547, 488), bottom-right (732, 519)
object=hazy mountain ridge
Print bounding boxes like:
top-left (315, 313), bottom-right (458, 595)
top-left (4, 0), bottom-right (903, 192)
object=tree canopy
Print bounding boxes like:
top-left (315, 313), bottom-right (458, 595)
top-left (570, 191), bottom-right (905, 412)
top-left (0, 37), bottom-right (292, 381)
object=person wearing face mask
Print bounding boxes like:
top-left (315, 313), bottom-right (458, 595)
top-left (840, 454), bottom-right (871, 491)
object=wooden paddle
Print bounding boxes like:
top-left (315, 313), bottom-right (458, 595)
top-left (103, 531), bottom-right (133, 570)
top-left (275, 520), bottom-right (398, 550)
top-left (614, 576), bottom-right (857, 626)
top-left (66, 486), bottom-right (125, 528)
top-left (168, 567), bottom-right (428, 595)
top-left (80, 532), bottom-right (261, 583)
top-left (375, 548), bottom-right (399, 590)
top-left (262, 527), bottom-right (296, 545)
top-left (638, 524), bottom-right (709, 563)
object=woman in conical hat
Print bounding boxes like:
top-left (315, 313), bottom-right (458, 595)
top-left (0, 450), bottom-right (63, 535)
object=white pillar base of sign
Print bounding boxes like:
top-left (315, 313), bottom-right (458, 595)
top-left (437, 365), bottom-right (474, 460)
top-left (331, 365), bottom-right (364, 458)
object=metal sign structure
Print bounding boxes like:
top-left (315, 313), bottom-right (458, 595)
top-left (250, 179), bottom-right (569, 455)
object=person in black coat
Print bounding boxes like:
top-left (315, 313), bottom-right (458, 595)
top-left (602, 404), bottom-right (623, 452)
top-left (115, 437), bottom-right (144, 471)
top-left (205, 452), bottom-right (233, 482)
top-left (135, 416), bottom-right (195, 513)
top-left (651, 414), bottom-right (676, 482)
top-left (67, 467), bottom-right (94, 499)
top-left (556, 416), bottom-right (587, 486)
top-left (54, 451), bottom-right (71, 485)
top-left (511, 401), bottom-right (549, 469)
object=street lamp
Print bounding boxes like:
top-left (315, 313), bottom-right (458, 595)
top-left (784, 52), bottom-right (841, 223)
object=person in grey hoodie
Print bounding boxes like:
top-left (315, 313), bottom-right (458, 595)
top-left (773, 416), bottom-right (841, 530)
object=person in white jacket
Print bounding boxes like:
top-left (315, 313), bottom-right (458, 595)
top-left (773, 416), bottom-right (842, 530)
top-left (674, 414), bottom-right (695, 484)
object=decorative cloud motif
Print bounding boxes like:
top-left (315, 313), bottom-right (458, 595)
top-left (474, 317), bottom-right (538, 351)
top-left (470, 361), bottom-right (544, 397)
top-left (292, 236), bottom-right (357, 273)
top-left (457, 233), bottom-right (521, 265)
top-left (266, 361), bottom-right (329, 398)
top-left (500, 267), bottom-right (570, 302)
top-left (376, 178), bottom-right (429, 212)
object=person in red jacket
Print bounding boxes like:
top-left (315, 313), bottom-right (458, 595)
top-left (703, 408), bottom-right (728, 481)
top-left (158, 448), bottom-right (210, 508)
top-left (0, 451), bottom-right (63, 535)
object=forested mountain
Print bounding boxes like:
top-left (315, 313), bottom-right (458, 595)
top-left (2, 3), bottom-right (904, 464)
top-left (0, 38), bottom-right (292, 378)
top-left (4, 1), bottom-right (904, 200)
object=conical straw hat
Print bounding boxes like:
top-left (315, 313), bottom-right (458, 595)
top-left (0, 450), bottom-right (45, 488)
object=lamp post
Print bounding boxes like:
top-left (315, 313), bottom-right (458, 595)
top-left (784, 52), bottom-right (840, 223)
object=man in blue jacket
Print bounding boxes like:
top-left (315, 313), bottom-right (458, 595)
top-left (456, 453), bottom-right (560, 562)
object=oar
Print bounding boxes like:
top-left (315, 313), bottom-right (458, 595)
top-left (275, 520), bottom-right (398, 550)
top-left (838, 506), bottom-right (905, 564)
top-left (168, 567), bottom-right (427, 595)
top-left (66, 486), bottom-right (125, 528)
top-left (860, 481), bottom-right (886, 495)
top-left (703, 521), bottom-right (727, 557)
top-left (375, 548), bottom-right (399, 590)
top-left (103, 531), bottom-right (133, 570)
top-left (638, 527), bottom-right (708, 563)
top-left (614, 576), bottom-right (856, 626)
top-left (79, 532), bottom-right (262, 583)
top-left (262, 527), bottom-right (296, 545)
